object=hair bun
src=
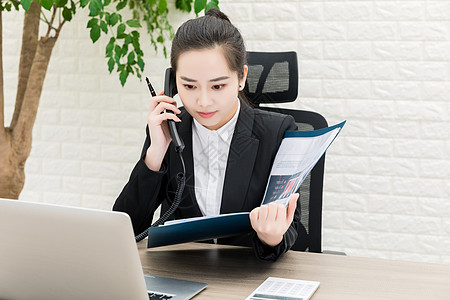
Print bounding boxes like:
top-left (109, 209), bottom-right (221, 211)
top-left (206, 8), bottom-right (231, 23)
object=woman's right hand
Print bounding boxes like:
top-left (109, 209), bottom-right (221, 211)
top-left (144, 91), bottom-right (181, 171)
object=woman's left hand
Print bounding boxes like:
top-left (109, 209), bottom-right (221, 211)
top-left (249, 193), bottom-right (299, 247)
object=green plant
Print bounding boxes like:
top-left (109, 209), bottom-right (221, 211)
top-left (0, 0), bottom-right (219, 199)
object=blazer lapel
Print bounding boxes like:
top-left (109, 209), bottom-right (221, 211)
top-left (220, 102), bottom-right (260, 214)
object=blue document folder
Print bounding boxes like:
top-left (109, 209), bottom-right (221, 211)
top-left (147, 212), bottom-right (252, 248)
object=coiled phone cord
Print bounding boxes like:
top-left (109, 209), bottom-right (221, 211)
top-left (135, 151), bottom-right (186, 243)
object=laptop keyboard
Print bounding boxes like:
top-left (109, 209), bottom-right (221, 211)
top-left (148, 292), bottom-right (173, 300)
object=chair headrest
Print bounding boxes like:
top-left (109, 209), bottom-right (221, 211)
top-left (244, 51), bottom-right (298, 107)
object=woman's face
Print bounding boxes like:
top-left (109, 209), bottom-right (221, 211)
top-left (176, 47), bottom-right (247, 130)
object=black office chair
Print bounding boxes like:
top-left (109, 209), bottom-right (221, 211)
top-left (244, 51), bottom-right (327, 253)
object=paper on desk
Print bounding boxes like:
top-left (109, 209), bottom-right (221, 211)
top-left (261, 121), bottom-right (345, 206)
top-left (246, 277), bottom-right (320, 300)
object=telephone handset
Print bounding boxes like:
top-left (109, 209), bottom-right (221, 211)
top-left (135, 69), bottom-right (186, 243)
top-left (164, 68), bottom-right (185, 153)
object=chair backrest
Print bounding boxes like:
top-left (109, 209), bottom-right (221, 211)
top-left (244, 51), bottom-right (298, 106)
top-left (244, 51), bottom-right (327, 253)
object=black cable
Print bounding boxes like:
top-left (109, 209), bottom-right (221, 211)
top-left (135, 150), bottom-right (186, 243)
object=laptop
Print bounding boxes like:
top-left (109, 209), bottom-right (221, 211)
top-left (0, 198), bottom-right (207, 300)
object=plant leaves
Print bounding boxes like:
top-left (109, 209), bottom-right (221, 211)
top-left (70, 0), bottom-right (76, 12)
top-left (119, 70), bottom-right (129, 86)
top-left (158, 0), bottom-right (167, 14)
top-left (87, 18), bottom-right (98, 28)
top-left (116, 1), bottom-right (126, 10)
top-left (122, 43), bottom-right (129, 56)
top-left (124, 34), bottom-right (132, 45)
top-left (105, 37), bottom-right (115, 56)
top-left (80, 0), bottom-right (90, 8)
top-left (131, 30), bottom-right (140, 39)
top-left (40, 0), bottom-right (54, 10)
top-left (127, 52), bottom-right (135, 64)
top-left (109, 13), bottom-right (120, 26)
top-left (21, 0), bottom-right (33, 11)
top-left (205, 0), bottom-right (219, 11)
top-left (132, 37), bottom-right (141, 53)
top-left (137, 56), bottom-right (145, 71)
top-left (100, 20), bottom-right (108, 33)
top-left (175, 0), bottom-right (192, 12)
top-left (90, 25), bottom-right (101, 43)
top-left (114, 45), bottom-right (122, 62)
top-left (117, 23), bottom-right (126, 37)
top-left (108, 57), bottom-right (115, 73)
top-left (12, 1), bottom-right (20, 10)
top-left (62, 7), bottom-right (72, 21)
top-left (127, 65), bottom-right (134, 75)
top-left (126, 19), bottom-right (141, 28)
top-left (55, 0), bottom-right (68, 8)
top-left (135, 68), bottom-right (142, 80)
top-left (88, 0), bottom-right (102, 16)
top-left (194, 0), bottom-right (206, 14)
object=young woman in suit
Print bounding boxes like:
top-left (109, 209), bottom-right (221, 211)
top-left (113, 9), bottom-right (303, 261)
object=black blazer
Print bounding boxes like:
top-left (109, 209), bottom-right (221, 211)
top-left (113, 101), bottom-right (303, 261)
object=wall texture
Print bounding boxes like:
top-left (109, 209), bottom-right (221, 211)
top-left (3, 0), bottom-right (450, 264)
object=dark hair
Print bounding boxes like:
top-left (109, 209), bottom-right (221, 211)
top-left (170, 9), bottom-right (249, 102)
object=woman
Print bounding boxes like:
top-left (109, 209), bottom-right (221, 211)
top-left (113, 9), bottom-right (302, 261)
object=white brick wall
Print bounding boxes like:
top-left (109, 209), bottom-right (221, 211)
top-left (3, 0), bottom-right (450, 264)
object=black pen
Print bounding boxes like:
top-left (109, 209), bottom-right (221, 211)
top-left (145, 77), bottom-right (157, 97)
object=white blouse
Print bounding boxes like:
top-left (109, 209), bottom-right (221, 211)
top-left (192, 100), bottom-right (241, 216)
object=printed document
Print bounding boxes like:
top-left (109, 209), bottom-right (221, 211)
top-left (262, 121), bottom-right (345, 206)
top-left (246, 277), bottom-right (320, 300)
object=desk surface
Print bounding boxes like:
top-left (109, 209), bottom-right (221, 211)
top-left (138, 242), bottom-right (450, 300)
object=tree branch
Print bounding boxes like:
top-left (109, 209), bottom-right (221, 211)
top-left (12, 37), bottom-right (57, 161)
top-left (55, 19), bottom-right (67, 39)
top-left (44, 4), bottom-right (58, 40)
top-left (40, 7), bottom-right (50, 24)
top-left (11, 3), bottom-right (67, 161)
top-left (0, 9), bottom-right (5, 141)
top-left (10, 1), bottom-right (40, 130)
